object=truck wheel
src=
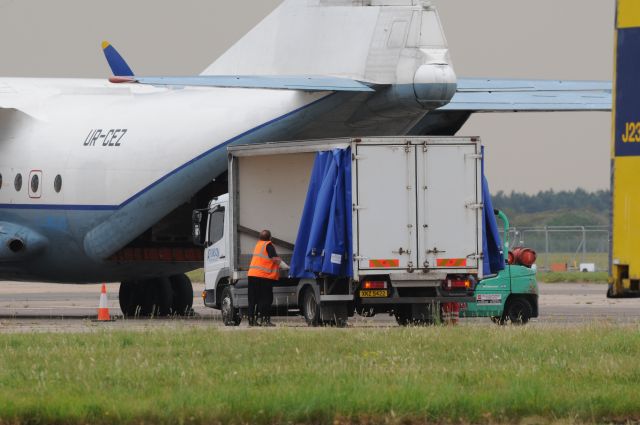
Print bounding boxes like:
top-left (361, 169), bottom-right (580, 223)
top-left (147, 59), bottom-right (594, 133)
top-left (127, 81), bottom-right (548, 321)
top-left (221, 286), bottom-right (241, 326)
top-left (170, 274), bottom-right (194, 316)
top-left (302, 288), bottom-right (320, 327)
top-left (504, 298), bottom-right (533, 325)
top-left (606, 285), bottom-right (616, 299)
top-left (394, 306), bottom-right (412, 326)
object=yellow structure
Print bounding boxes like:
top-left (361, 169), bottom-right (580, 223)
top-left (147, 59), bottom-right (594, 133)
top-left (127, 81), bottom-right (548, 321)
top-left (610, 0), bottom-right (640, 296)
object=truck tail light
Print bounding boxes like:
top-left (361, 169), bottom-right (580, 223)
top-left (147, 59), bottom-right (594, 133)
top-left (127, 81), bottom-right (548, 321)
top-left (444, 278), bottom-right (471, 290)
top-left (363, 281), bottom-right (387, 289)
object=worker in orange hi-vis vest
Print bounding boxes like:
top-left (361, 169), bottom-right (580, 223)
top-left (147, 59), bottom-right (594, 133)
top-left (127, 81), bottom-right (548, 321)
top-left (247, 230), bottom-right (282, 327)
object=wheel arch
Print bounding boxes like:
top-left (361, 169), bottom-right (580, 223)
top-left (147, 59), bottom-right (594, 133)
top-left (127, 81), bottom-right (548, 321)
top-left (296, 279), bottom-right (319, 311)
top-left (505, 293), bottom-right (539, 318)
top-left (214, 276), bottom-right (231, 309)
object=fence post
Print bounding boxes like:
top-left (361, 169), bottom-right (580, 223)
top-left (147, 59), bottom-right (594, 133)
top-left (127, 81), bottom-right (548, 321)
top-left (544, 226), bottom-right (549, 270)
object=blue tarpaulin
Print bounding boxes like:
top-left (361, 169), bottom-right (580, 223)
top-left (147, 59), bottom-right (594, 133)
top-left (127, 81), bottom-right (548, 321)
top-left (481, 148), bottom-right (505, 275)
top-left (290, 148), bottom-right (353, 278)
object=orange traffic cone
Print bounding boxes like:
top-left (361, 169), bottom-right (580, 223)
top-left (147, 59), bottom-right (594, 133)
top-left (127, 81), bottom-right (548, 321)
top-left (96, 284), bottom-right (113, 321)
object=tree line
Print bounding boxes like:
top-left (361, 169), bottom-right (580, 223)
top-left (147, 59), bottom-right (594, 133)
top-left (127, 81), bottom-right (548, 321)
top-left (491, 189), bottom-right (611, 214)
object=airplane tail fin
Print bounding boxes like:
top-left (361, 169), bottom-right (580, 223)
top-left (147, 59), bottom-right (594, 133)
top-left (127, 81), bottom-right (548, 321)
top-left (201, 0), bottom-right (456, 86)
top-left (102, 41), bottom-right (135, 77)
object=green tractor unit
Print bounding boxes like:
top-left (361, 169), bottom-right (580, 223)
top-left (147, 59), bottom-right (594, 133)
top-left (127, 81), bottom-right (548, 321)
top-left (460, 210), bottom-right (539, 324)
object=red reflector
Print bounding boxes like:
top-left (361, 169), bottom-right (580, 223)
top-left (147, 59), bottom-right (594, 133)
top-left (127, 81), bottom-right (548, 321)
top-left (369, 259), bottom-right (400, 268)
top-left (436, 258), bottom-right (468, 267)
top-left (363, 281), bottom-right (387, 289)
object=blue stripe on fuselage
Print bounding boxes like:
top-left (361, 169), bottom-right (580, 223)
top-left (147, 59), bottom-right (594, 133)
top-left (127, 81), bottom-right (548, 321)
top-left (0, 93), bottom-right (335, 212)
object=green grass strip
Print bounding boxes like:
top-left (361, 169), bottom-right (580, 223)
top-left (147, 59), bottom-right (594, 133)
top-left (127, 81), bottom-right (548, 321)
top-left (537, 271), bottom-right (609, 283)
top-left (1, 326), bottom-right (639, 424)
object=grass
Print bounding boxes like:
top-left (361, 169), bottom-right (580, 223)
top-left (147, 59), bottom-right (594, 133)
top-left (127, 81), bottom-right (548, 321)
top-left (1, 326), bottom-right (640, 424)
top-left (537, 271), bottom-right (609, 284)
top-left (186, 268), bottom-right (204, 283)
top-left (535, 252), bottom-right (608, 271)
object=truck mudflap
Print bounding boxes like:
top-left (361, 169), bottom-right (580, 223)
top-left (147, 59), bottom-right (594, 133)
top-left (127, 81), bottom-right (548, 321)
top-left (360, 295), bottom-right (475, 305)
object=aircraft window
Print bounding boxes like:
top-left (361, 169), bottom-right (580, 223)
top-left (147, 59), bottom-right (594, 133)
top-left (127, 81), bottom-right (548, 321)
top-left (54, 175), bottom-right (62, 193)
top-left (14, 174), bottom-right (22, 192)
top-left (208, 208), bottom-right (225, 245)
top-left (30, 174), bottom-right (39, 194)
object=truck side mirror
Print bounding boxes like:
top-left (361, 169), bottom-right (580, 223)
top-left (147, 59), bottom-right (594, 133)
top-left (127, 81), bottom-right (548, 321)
top-left (192, 210), bottom-right (206, 246)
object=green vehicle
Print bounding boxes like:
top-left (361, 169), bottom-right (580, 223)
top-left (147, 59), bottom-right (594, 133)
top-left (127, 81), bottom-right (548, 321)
top-left (461, 210), bottom-right (539, 324)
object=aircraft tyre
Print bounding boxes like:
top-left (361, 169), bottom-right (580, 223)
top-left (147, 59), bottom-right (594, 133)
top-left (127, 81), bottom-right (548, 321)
top-left (119, 281), bottom-right (138, 317)
top-left (170, 274), bottom-right (194, 316)
top-left (119, 278), bottom-right (176, 317)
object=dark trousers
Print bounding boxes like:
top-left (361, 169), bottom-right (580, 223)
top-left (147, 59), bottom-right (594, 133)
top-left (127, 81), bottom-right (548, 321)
top-left (248, 277), bottom-right (274, 323)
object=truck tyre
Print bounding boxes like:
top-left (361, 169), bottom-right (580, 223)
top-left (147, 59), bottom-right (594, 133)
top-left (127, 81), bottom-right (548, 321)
top-left (221, 286), bottom-right (241, 326)
top-left (504, 297), bottom-right (533, 325)
top-left (170, 274), bottom-right (194, 316)
top-left (302, 288), bottom-right (320, 327)
top-left (395, 304), bottom-right (437, 326)
top-left (394, 306), bottom-right (412, 326)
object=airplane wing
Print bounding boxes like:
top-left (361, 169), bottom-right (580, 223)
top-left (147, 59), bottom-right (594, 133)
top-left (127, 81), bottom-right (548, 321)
top-left (112, 75), bottom-right (375, 93)
top-left (440, 79), bottom-right (612, 112)
top-left (102, 41), bottom-right (373, 93)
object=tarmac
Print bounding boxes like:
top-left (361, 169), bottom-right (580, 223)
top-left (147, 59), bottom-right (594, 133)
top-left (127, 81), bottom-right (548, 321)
top-left (0, 281), bottom-right (638, 333)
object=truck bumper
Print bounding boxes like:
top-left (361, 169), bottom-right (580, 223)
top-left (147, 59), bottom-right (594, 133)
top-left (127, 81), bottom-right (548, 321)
top-left (360, 296), bottom-right (475, 305)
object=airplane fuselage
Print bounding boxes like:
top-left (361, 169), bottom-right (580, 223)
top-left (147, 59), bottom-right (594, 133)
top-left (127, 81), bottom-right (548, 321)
top-left (0, 78), bottom-right (437, 282)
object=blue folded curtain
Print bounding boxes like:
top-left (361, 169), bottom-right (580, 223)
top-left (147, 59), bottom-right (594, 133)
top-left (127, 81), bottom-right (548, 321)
top-left (481, 147), bottom-right (505, 275)
top-left (290, 148), bottom-right (353, 278)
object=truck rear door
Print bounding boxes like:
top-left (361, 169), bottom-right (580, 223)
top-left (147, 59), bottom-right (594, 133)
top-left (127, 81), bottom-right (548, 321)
top-left (355, 143), bottom-right (418, 271)
top-left (417, 141), bottom-right (482, 274)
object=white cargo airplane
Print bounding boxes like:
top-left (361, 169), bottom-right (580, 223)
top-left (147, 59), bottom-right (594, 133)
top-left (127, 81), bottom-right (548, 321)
top-left (0, 0), bottom-right (611, 315)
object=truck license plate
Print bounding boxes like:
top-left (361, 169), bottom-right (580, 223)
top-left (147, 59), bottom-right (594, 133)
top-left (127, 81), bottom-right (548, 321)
top-left (359, 290), bottom-right (389, 298)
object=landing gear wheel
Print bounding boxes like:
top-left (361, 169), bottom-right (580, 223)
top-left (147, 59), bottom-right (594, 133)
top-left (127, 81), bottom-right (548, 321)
top-left (302, 288), bottom-right (320, 327)
top-left (504, 298), bottom-right (533, 325)
top-left (170, 274), bottom-right (194, 316)
top-left (221, 286), bottom-right (241, 326)
top-left (119, 281), bottom-right (138, 317)
top-left (155, 278), bottom-right (173, 317)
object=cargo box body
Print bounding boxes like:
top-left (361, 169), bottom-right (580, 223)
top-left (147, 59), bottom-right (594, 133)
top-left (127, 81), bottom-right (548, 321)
top-left (227, 137), bottom-right (483, 282)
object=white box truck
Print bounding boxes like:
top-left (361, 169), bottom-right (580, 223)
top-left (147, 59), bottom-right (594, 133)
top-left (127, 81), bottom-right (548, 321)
top-left (193, 137), bottom-right (486, 326)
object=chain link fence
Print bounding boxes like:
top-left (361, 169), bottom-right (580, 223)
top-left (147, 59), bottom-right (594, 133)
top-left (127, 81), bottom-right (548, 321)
top-left (500, 226), bottom-right (610, 271)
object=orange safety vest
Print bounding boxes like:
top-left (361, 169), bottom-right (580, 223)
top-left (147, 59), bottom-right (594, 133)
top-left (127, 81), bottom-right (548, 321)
top-left (247, 241), bottom-right (280, 281)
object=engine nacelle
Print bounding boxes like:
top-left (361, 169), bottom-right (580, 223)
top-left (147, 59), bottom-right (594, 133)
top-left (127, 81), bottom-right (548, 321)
top-left (0, 222), bottom-right (48, 261)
